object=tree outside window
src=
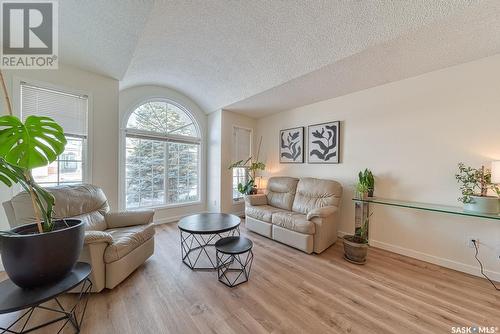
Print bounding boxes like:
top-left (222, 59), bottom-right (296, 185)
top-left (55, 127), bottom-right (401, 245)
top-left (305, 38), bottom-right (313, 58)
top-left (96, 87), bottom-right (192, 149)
top-left (125, 101), bottom-right (200, 209)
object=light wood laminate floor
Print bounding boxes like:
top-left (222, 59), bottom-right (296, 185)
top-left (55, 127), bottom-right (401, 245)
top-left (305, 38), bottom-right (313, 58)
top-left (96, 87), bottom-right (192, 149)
top-left (1, 222), bottom-right (499, 334)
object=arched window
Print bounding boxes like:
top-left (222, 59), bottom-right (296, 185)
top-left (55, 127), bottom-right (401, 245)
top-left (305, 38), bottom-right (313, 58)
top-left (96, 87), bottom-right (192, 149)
top-left (125, 100), bottom-right (201, 209)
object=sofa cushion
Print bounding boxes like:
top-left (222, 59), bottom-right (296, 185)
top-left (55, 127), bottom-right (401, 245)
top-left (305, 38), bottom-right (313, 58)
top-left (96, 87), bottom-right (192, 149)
top-left (292, 178), bottom-right (342, 214)
top-left (104, 223), bottom-right (155, 263)
top-left (271, 212), bottom-right (315, 234)
top-left (245, 205), bottom-right (286, 223)
top-left (266, 177), bottom-right (299, 211)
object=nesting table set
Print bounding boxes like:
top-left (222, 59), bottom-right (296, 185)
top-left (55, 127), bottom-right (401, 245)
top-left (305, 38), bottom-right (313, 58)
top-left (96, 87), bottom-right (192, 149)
top-left (178, 213), bottom-right (254, 287)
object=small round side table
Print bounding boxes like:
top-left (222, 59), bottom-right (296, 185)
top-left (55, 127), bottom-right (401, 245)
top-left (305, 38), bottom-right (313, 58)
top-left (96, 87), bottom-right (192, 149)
top-left (0, 262), bottom-right (92, 334)
top-left (215, 236), bottom-right (254, 287)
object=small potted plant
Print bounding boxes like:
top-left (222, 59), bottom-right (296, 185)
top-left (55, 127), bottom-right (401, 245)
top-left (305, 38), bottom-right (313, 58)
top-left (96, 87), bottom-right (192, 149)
top-left (229, 137), bottom-right (266, 196)
top-left (455, 162), bottom-right (500, 214)
top-left (355, 182), bottom-right (369, 199)
top-left (343, 216), bottom-right (370, 264)
top-left (358, 168), bottom-right (375, 197)
top-left (0, 71), bottom-right (85, 289)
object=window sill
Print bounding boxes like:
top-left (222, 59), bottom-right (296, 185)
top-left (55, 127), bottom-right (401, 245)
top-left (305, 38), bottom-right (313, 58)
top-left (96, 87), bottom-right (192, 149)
top-left (127, 200), bottom-right (203, 211)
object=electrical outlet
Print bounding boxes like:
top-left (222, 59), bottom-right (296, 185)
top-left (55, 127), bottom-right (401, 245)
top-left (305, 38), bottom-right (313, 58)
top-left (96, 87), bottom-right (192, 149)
top-left (467, 237), bottom-right (479, 248)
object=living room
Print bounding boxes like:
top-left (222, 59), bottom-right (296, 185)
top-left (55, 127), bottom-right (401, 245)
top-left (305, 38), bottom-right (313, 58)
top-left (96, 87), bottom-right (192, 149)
top-left (0, 1), bottom-right (499, 333)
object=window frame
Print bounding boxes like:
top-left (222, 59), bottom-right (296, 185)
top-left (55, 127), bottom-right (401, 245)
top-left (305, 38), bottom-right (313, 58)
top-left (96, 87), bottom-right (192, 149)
top-left (12, 77), bottom-right (93, 189)
top-left (121, 98), bottom-right (203, 210)
top-left (231, 125), bottom-right (253, 204)
top-left (232, 166), bottom-right (249, 203)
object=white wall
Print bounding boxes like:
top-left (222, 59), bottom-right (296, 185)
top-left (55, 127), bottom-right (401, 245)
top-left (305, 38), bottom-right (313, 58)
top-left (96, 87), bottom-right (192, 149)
top-left (207, 110), bottom-right (222, 212)
top-left (0, 64), bottom-right (119, 230)
top-left (119, 85), bottom-right (207, 223)
top-left (255, 54), bottom-right (500, 280)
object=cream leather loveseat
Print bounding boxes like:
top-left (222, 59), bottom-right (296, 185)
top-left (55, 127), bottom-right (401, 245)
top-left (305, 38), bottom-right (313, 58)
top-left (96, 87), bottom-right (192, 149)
top-left (3, 184), bottom-right (155, 292)
top-left (245, 177), bottom-right (342, 254)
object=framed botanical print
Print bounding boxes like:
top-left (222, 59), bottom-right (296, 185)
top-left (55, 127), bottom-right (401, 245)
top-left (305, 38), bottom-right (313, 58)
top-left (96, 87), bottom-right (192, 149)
top-left (308, 121), bottom-right (340, 164)
top-left (279, 127), bottom-right (304, 163)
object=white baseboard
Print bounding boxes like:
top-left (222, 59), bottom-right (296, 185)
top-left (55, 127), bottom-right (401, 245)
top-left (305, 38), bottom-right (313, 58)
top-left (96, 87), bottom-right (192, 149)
top-left (232, 210), bottom-right (245, 217)
top-left (154, 214), bottom-right (195, 225)
top-left (337, 231), bottom-right (500, 282)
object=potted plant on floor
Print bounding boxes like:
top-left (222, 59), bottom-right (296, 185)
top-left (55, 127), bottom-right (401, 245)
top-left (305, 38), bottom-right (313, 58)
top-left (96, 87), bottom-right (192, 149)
top-left (455, 162), bottom-right (500, 214)
top-left (228, 137), bottom-right (266, 196)
top-left (343, 215), bottom-right (370, 264)
top-left (0, 71), bottom-right (85, 288)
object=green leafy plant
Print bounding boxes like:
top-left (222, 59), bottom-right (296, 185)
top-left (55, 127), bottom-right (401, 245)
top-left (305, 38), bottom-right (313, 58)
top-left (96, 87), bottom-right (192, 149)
top-left (0, 71), bottom-right (67, 233)
top-left (355, 182), bottom-right (369, 198)
top-left (455, 163), bottom-right (500, 204)
top-left (352, 215), bottom-right (370, 244)
top-left (228, 137), bottom-right (266, 195)
top-left (358, 168), bottom-right (374, 191)
top-left (347, 212), bottom-right (373, 245)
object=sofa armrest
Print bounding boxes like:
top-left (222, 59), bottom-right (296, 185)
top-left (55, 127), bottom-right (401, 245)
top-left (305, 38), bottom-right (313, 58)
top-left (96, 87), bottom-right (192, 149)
top-left (307, 206), bottom-right (338, 220)
top-left (105, 210), bottom-right (154, 229)
top-left (84, 230), bottom-right (113, 245)
top-left (245, 194), bottom-right (268, 206)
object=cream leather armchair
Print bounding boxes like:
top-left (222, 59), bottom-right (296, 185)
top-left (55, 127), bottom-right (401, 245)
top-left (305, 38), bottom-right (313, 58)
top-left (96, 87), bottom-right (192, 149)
top-left (2, 184), bottom-right (155, 292)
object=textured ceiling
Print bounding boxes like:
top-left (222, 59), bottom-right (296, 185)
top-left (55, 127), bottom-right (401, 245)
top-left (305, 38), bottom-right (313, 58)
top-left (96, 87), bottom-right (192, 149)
top-left (59, 0), bottom-right (153, 80)
top-left (58, 1), bottom-right (498, 116)
top-left (226, 0), bottom-right (500, 117)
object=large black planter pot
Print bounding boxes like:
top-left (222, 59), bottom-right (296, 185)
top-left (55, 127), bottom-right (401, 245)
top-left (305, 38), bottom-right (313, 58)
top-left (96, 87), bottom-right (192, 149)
top-left (0, 219), bottom-right (84, 289)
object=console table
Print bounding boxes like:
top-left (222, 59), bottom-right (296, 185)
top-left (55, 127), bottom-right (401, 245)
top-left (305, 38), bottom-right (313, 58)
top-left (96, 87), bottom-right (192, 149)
top-left (353, 197), bottom-right (500, 239)
top-left (0, 262), bottom-right (92, 334)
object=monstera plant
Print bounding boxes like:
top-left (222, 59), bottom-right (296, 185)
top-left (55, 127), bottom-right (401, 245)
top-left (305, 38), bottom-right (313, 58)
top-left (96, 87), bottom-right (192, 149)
top-left (0, 71), bottom-right (87, 289)
top-left (0, 115), bottom-right (67, 232)
top-left (0, 69), bottom-right (67, 234)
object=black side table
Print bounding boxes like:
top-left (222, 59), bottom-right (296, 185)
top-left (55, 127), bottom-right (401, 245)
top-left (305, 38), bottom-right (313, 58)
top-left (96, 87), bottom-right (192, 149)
top-left (178, 213), bottom-right (241, 270)
top-left (215, 236), bottom-right (254, 287)
top-left (0, 262), bottom-right (92, 334)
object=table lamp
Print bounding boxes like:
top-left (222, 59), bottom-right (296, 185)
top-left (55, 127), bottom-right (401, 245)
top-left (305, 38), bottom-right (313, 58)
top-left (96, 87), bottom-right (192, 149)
top-left (257, 176), bottom-right (268, 193)
top-left (492, 161), bottom-right (500, 184)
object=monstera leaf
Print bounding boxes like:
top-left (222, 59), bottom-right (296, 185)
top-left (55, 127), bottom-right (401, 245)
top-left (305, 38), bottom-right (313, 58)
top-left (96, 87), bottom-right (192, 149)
top-left (0, 159), bottom-right (18, 187)
top-left (0, 115), bottom-right (66, 169)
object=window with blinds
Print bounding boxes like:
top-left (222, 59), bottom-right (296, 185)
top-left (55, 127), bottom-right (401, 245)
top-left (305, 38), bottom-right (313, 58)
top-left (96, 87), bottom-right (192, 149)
top-left (232, 127), bottom-right (252, 201)
top-left (232, 127), bottom-right (252, 163)
top-left (20, 82), bottom-right (89, 186)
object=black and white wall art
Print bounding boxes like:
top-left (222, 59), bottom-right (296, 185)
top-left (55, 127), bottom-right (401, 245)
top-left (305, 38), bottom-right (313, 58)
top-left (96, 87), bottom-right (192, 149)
top-left (279, 127), bottom-right (304, 163)
top-left (308, 121), bottom-right (340, 163)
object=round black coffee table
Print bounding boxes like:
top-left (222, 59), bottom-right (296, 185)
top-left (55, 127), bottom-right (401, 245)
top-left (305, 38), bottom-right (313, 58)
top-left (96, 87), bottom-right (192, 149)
top-left (178, 213), bottom-right (240, 270)
top-left (0, 262), bottom-right (92, 334)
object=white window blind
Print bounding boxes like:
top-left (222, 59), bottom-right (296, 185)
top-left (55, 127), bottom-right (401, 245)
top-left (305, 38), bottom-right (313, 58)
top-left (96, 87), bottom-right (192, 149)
top-left (20, 82), bottom-right (88, 138)
top-left (20, 82), bottom-right (89, 186)
top-left (232, 127), bottom-right (252, 162)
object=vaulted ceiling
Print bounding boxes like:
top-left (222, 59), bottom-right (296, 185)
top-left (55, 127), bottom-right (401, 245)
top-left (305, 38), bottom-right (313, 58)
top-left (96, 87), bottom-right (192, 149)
top-left (59, 0), bottom-right (500, 116)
